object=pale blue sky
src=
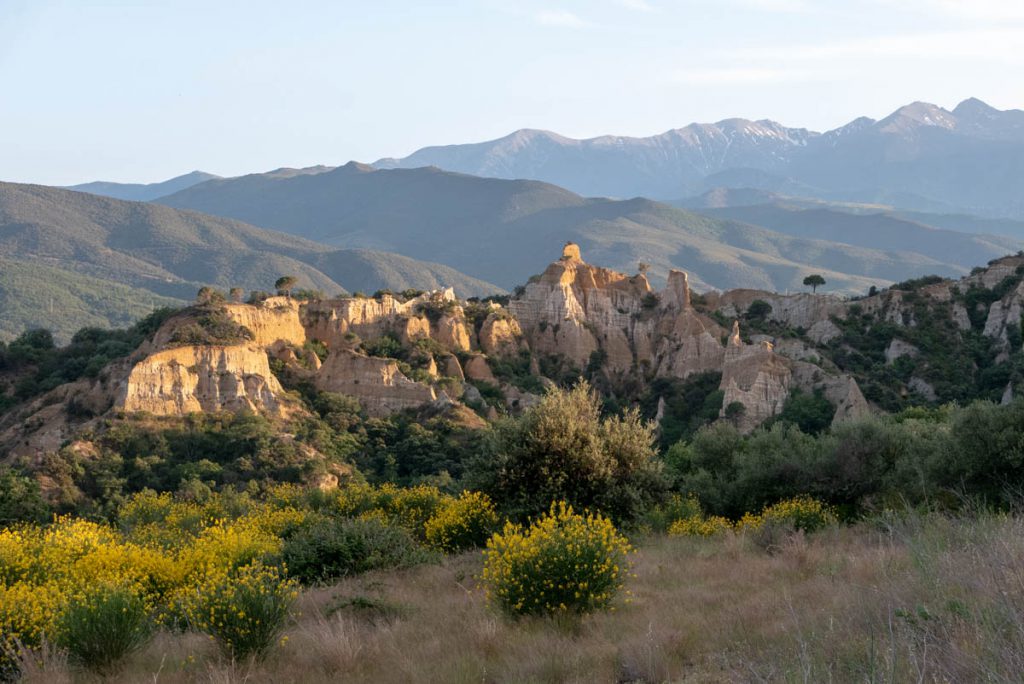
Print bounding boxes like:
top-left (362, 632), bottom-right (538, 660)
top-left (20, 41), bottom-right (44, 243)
top-left (2, 0), bottom-right (1022, 185)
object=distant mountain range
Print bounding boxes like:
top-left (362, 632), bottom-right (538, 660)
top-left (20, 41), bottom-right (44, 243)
top-left (155, 162), bottom-right (1020, 296)
top-left (67, 171), bottom-right (222, 202)
top-left (0, 183), bottom-right (500, 341)
top-left (375, 98), bottom-right (1024, 219)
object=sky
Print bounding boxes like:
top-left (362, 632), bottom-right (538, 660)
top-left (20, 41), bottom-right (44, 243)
top-left (2, 0), bottom-right (1023, 186)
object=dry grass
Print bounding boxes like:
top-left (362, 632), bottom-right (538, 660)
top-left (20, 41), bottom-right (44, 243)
top-left (21, 513), bottom-right (1024, 683)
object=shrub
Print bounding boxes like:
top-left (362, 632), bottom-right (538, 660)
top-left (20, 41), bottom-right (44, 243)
top-left (281, 516), bottom-right (432, 584)
top-left (424, 491), bottom-right (499, 552)
top-left (642, 493), bottom-right (704, 532)
top-left (471, 382), bottom-right (666, 522)
top-left (0, 581), bottom-right (63, 670)
top-left (740, 496), bottom-right (837, 534)
top-left (481, 502), bottom-right (632, 617)
top-left (54, 583), bottom-right (153, 673)
top-left (668, 514), bottom-right (733, 537)
top-left (182, 562), bottom-right (297, 661)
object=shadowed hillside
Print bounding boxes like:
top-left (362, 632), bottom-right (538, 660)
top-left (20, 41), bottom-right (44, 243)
top-left (0, 183), bottom-right (501, 339)
top-left (160, 163), bottom-right (1002, 294)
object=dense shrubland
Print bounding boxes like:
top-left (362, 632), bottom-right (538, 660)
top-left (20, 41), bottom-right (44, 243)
top-left (6, 281), bottom-right (1024, 678)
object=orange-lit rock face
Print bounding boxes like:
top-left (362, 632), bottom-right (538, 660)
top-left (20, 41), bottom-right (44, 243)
top-left (478, 313), bottom-right (524, 357)
top-left (314, 349), bottom-right (436, 417)
top-left (118, 345), bottom-right (290, 416)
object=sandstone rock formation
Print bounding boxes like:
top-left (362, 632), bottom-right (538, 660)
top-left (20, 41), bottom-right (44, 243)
top-left (509, 245), bottom-right (866, 431)
top-left (118, 345), bottom-right (292, 417)
top-left (314, 350), bottom-right (437, 417)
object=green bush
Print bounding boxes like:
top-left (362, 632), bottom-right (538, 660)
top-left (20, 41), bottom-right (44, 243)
top-left (55, 583), bottom-right (153, 674)
top-left (470, 382), bottom-right (666, 522)
top-left (281, 516), bottom-right (432, 584)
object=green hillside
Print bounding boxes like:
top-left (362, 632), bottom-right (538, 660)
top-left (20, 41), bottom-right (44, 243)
top-left (159, 163), bottom-right (1006, 295)
top-left (0, 182), bottom-right (501, 338)
top-left (0, 257), bottom-right (182, 343)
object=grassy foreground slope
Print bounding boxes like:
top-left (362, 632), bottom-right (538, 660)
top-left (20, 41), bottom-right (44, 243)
top-left (16, 515), bottom-right (1020, 683)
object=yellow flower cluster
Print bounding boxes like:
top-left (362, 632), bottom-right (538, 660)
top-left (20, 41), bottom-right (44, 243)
top-left (668, 514), bottom-right (733, 537)
top-left (664, 494), bottom-right (733, 538)
top-left (179, 561), bottom-right (298, 660)
top-left (737, 495), bottom-right (838, 533)
top-left (0, 495), bottom-right (298, 658)
top-left (324, 482), bottom-right (443, 539)
top-left (424, 491), bottom-right (499, 552)
top-left (481, 501), bottom-right (632, 617)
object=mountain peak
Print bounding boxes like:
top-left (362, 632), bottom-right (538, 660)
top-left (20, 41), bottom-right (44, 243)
top-left (953, 97), bottom-right (999, 120)
top-left (877, 101), bottom-right (957, 132)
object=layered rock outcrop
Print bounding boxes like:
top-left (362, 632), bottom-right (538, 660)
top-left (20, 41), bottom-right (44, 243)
top-left (314, 350), bottom-right (437, 417)
top-left (509, 244), bottom-right (867, 431)
top-left (118, 345), bottom-right (291, 417)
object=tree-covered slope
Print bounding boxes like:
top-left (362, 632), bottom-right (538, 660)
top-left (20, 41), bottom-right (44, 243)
top-left (0, 182), bottom-right (501, 338)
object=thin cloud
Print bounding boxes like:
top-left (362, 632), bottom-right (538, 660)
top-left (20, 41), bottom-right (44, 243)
top-left (535, 9), bottom-right (589, 28)
top-left (670, 67), bottom-right (820, 85)
top-left (737, 0), bottom-right (809, 12)
top-left (873, 0), bottom-right (1024, 22)
top-left (723, 29), bottom-right (1024, 64)
top-left (615, 0), bottom-right (656, 11)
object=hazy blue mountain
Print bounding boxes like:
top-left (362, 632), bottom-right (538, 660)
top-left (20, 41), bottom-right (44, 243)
top-left (374, 99), bottom-right (1024, 218)
top-left (157, 162), bottom-right (1005, 296)
top-left (67, 170), bottom-right (222, 201)
top-left (679, 187), bottom-right (1024, 243)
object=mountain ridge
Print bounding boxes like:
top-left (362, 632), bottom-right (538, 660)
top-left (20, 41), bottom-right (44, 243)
top-left (374, 98), bottom-right (1024, 217)
top-left (156, 163), bottom-right (1020, 297)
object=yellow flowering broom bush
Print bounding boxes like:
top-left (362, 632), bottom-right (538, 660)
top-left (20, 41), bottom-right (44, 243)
top-left (668, 514), bottom-right (734, 537)
top-left (663, 494), bottom-right (734, 537)
top-left (424, 491), bottom-right (499, 552)
top-left (738, 495), bottom-right (838, 533)
top-left (181, 561), bottom-right (298, 661)
top-left (481, 501), bottom-right (632, 617)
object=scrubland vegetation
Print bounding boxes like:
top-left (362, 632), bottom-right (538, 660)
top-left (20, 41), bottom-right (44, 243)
top-left (6, 315), bottom-right (1024, 680)
top-left (3, 504), bottom-right (1023, 682)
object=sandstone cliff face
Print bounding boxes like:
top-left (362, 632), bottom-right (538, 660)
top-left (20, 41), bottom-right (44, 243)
top-left (509, 243), bottom-right (651, 371)
top-left (118, 345), bottom-right (291, 417)
top-left (505, 244), bottom-right (867, 429)
top-left (983, 280), bottom-right (1024, 349)
top-left (716, 290), bottom-right (846, 330)
top-left (223, 298), bottom-right (306, 348)
top-left (479, 313), bottom-right (525, 357)
top-left (720, 338), bottom-right (792, 432)
top-left (314, 350), bottom-right (437, 417)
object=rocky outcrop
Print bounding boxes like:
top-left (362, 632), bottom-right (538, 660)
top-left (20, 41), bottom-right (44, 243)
top-left (720, 337), bottom-right (792, 432)
top-left (716, 290), bottom-right (846, 330)
top-left (314, 350), bottom-right (436, 417)
top-left (885, 339), bottom-right (919, 364)
top-left (983, 280), bottom-right (1024, 349)
top-left (806, 319), bottom-right (842, 344)
top-left (509, 242), bottom-right (652, 371)
top-left (118, 345), bottom-right (291, 417)
top-left (479, 313), bottom-right (524, 356)
top-left (222, 298), bottom-right (306, 348)
top-left (463, 354), bottom-right (498, 383)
